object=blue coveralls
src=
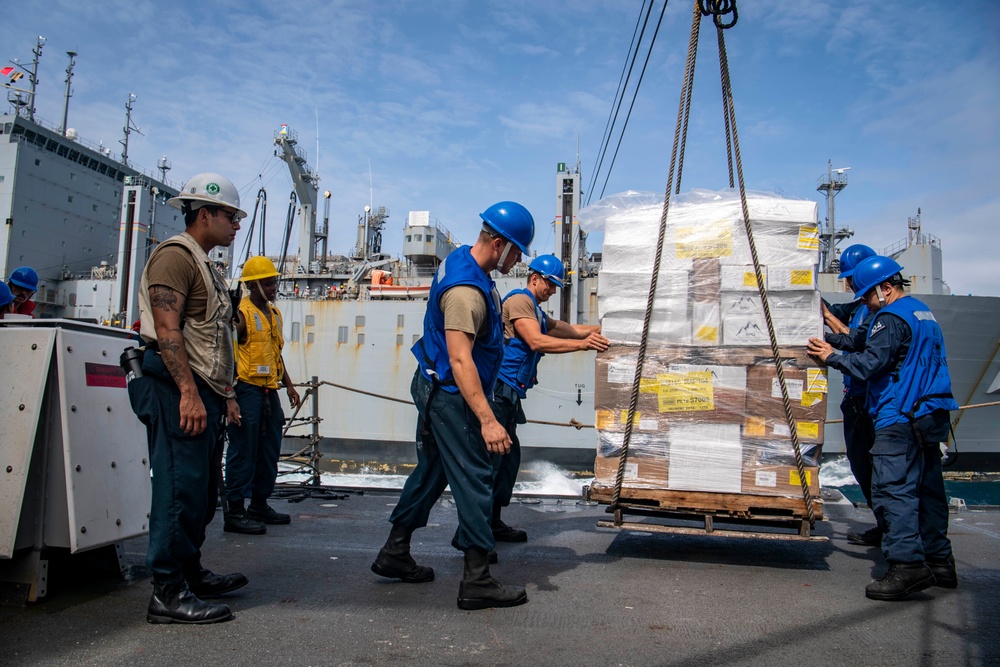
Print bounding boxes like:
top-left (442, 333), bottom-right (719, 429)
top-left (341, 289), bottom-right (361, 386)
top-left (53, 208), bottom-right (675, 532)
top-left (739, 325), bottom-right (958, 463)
top-left (827, 296), bottom-right (958, 564)
top-left (825, 300), bottom-right (877, 507)
top-left (225, 383), bottom-right (283, 504)
top-left (491, 288), bottom-right (548, 511)
top-left (128, 351), bottom-right (226, 584)
top-left (389, 246), bottom-right (504, 552)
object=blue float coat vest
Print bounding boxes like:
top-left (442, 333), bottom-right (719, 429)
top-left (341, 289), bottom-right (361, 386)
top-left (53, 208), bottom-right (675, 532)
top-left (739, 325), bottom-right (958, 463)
top-left (842, 303), bottom-right (869, 397)
top-left (866, 296), bottom-right (958, 430)
top-left (411, 246), bottom-right (503, 395)
top-left (498, 288), bottom-right (548, 399)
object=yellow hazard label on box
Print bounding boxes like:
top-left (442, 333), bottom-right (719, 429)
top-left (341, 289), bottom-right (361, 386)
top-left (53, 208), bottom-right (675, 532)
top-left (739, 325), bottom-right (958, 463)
top-left (789, 469), bottom-right (813, 487)
top-left (806, 368), bottom-right (828, 393)
top-left (742, 271), bottom-right (760, 288)
top-left (790, 269), bottom-right (813, 286)
top-left (656, 371), bottom-right (714, 412)
top-left (595, 409), bottom-right (615, 430)
top-left (800, 391), bottom-right (824, 407)
top-left (796, 421), bottom-right (820, 439)
top-left (694, 325), bottom-right (719, 343)
top-left (798, 225), bottom-right (820, 251)
top-left (676, 221), bottom-right (733, 258)
top-left (744, 416), bottom-right (767, 437)
top-left (619, 410), bottom-right (642, 425)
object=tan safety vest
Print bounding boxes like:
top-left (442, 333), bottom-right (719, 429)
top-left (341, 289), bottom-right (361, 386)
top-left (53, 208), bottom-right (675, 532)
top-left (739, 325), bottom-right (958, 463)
top-left (138, 232), bottom-right (236, 398)
top-left (236, 297), bottom-right (285, 389)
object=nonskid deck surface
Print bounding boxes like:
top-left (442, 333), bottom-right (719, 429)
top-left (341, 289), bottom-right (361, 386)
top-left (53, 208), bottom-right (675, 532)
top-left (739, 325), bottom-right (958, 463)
top-left (3, 490), bottom-right (999, 667)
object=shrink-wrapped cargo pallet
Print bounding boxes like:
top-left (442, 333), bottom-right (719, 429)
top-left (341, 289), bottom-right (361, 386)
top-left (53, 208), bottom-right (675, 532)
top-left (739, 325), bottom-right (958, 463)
top-left (583, 190), bottom-right (826, 503)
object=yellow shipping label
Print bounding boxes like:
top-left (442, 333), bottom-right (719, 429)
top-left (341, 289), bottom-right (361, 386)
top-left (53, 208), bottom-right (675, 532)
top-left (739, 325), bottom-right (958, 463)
top-left (790, 269), bottom-right (813, 286)
top-left (789, 469), bottom-right (813, 487)
top-left (742, 271), bottom-right (760, 288)
top-left (656, 371), bottom-right (715, 412)
top-left (798, 225), bottom-right (820, 250)
top-left (676, 221), bottom-right (733, 258)
top-left (619, 410), bottom-right (642, 425)
top-left (801, 391), bottom-right (824, 407)
top-left (694, 325), bottom-right (719, 343)
top-left (796, 421), bottom-right (820, 439)
top-left (595, 410), bottom-right (615, 430)
top-left (639, 378), bottom-right (659, 394)
top-left (744, 416), bottom-right (767, 437)
top-left (806, 368), bottom-right (828, 393)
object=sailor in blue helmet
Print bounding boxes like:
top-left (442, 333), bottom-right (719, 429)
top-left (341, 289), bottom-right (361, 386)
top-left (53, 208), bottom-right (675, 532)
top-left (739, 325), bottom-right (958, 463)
top-left (372, 201), bottom-right (535, 610)
top-left (808, 256), bottom-right (959, 600)
top-left (821, 244), bottom-right (883, 546)
top-left (0, 282), bottom-right (17, 316)
top-left (7, 266), bottom-right (39, 317)
top-left (480, 254), bottom-right (609, 543)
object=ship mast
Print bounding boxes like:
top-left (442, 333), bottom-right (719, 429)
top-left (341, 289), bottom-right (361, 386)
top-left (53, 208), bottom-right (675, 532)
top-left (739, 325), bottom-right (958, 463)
top-left (816, 159), bottom-right (854, 272)
top-left (274, 125), bottom-right (323, 274)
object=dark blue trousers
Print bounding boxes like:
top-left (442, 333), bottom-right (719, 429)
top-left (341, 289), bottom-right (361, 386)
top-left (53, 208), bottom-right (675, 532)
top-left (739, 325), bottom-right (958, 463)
top-left (490, 382), bottom-right (526, 512)
top-left (871, 411), bottom-right (952, 564)
top-left (128, 351), bottom-right (225, 583)
top-left (841, 393), bottom-right (876, 507)
top-left (225, 383), bottom-right (284, 504)
top-left (389, 371), bottom-right (499, 551)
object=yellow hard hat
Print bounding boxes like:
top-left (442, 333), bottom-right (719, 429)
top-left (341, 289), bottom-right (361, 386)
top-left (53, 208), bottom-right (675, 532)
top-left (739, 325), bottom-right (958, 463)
top-left (241, 256), bottom-right (280, 282)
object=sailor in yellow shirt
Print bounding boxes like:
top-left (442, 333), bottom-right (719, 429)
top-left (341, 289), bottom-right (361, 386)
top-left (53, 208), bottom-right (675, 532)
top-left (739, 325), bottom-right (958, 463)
top-left (224, 256), bottom-right (301, 534)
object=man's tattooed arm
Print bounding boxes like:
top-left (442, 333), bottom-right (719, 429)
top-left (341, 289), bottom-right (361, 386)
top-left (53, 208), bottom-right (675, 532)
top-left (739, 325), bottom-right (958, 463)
top-left (149, 285), bottom-right (196, 394)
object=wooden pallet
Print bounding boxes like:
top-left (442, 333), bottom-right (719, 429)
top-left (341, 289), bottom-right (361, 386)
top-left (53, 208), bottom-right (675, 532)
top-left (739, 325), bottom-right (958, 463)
top-left (586, 482), bottom-right (826, 541)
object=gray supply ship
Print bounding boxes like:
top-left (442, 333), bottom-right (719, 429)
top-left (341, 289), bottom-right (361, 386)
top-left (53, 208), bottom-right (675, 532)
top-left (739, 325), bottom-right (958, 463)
top-left (2, 106), bottom-right (998, 470)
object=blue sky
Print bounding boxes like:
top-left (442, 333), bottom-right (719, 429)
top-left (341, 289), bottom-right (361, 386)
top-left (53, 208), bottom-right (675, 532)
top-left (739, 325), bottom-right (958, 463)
top-left (4, 0), bottom-right (999, 295)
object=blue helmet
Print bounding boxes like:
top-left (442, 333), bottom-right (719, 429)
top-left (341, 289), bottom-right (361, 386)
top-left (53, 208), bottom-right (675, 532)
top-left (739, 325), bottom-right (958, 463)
top-left (480, 201), bottom-right (534, 255)
top-left (9, 266), bottom-right (39, 291)
top-left (852, 255), bottom-right (904, 299)
top-left (528, 254), bottom-right (565, 288)
top-left (0, 282), bottom-right (14, 308)
top-left (838, 244), bottom-right (877, 279)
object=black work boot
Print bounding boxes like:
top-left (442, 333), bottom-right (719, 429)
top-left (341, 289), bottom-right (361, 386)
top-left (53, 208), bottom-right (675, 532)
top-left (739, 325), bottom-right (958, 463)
top-left (865, 562), bottom-right (935, 601)
top-left (147, 579), bottom-right (234, 624)
top-left (371, 523), bottom-right (434, 583)
top-left (927, 555), bottom-right (958, 589)
top-left (450, 532), bottom-right (498, 564)
top-left (492, 518), bottom-right (528, 543)
top-left (184, 566), bottom-right (249, 597)
top-left (248, 501), bottom-right (291, 525)
top-left (224, 507), bottom-right (267, 535)
top-left (847, 526), bottom-right (883, 547)
top-left (457, 547), bottom-right (528, 610)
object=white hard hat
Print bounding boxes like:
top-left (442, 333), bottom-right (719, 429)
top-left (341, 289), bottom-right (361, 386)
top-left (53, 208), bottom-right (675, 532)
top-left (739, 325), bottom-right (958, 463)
top-left (168, 172), bottom-right (247, 220)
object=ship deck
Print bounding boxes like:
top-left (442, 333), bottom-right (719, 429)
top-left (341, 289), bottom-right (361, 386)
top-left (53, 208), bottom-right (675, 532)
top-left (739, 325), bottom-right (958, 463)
top-left (3, 488), bottom-right (999, 666)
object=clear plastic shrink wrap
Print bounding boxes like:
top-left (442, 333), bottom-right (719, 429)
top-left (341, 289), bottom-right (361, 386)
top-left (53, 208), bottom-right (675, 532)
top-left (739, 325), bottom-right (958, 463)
top-left (582, 190), bottom-right (825, 498)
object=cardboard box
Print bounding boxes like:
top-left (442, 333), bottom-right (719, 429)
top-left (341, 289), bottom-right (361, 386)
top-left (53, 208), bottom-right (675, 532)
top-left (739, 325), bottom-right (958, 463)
top-left (744, 362), bottom-right (828, 421)
top-left (742, 416), bottom-right (825, 444)
top-left (593, 454), bottom-right (668, 487)
top-left (691, 258), bottom-right (721, 303)
top-left (741, 463), bottom-right (820, 497)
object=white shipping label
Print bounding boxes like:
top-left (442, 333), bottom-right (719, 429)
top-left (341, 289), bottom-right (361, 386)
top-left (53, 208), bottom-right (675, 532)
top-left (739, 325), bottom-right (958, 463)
top-left (771, 378), bottom-right (804, 400)
top-left (607, 362), bottom-right (636, 384)
top-left (755, 470), bottom-right (778, 487)
top-left (624, 462), bottom-right (639, 480)
top-left (639, 418), bottom-right (659, 431)
top-left (773, 422), bottom-right (791, 437)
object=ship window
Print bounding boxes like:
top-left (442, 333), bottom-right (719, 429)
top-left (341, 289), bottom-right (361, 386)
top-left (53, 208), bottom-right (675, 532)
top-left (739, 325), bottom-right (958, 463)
top-left (34, 159), bottom-right (41, 166)
top-left (355, 316), bottom-right (365, 327)
top-left (412, 334), bottom-right (420, 345)
top-left (92, 204), bottom-right (98, 212)
top-left (88, 158), bottom-right (99, 171)
top-left (414, 234), bottom-right (422, 241)
top-left (290, 322), bottom-right (301, 342)
top-left (338, 326), bottom-right (348, 343)
top-left (397, 314), bottom-right (404, 328)
top-left (405, 235), bottom-right (411, 242)
top-left (0, 175), bottom-right (3, 183)
top-left (305, 314), bottom-right (315, 326)
top-left (2, 122), bottom-right (10, 134)
top-left (425, 231), bottom-right (434, 240)
top-left (68, 149), bottom-right (80, 161)
top-left (98, 163), bottom-right (108, 175)
top-left (57, 144), bottom-right (69, 157)
top-left (307, 332), bottom-right (315, 344)
top-left (396, 334), bottom-right (404, 346)
top-left (46, 139), bottom-right (58, 152)
top-left (70, 172), bottom-right (76, 180)
top-left (68, 195), bottom-right (73, 203)
top-left (357, 333), bottom-right (365, 345)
